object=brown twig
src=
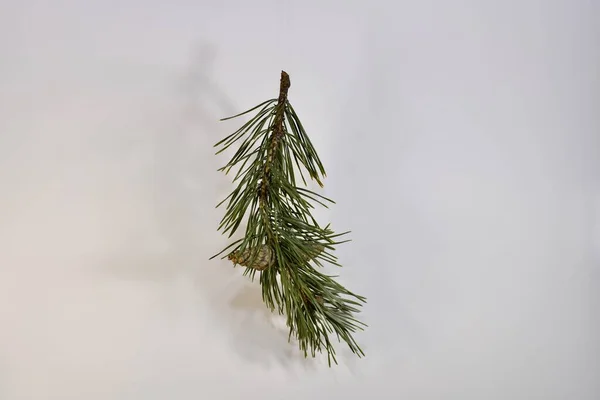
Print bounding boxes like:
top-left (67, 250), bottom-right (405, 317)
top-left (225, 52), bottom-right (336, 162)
top-left (260, 71), bottom-right (291, 242)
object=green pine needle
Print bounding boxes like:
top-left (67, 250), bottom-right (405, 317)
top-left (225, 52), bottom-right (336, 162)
top-left (211, 71), bottom-right (366, 366)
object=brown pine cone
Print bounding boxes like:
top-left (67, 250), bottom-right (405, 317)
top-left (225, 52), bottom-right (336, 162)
top-left (228, 245), bottom-right (274, 270)
top-left (301, 291), bottom-right (325, 306)
top-left (228, 242), bottom-right (325, 270)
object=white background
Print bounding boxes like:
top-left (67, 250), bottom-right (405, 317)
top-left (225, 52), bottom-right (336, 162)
top-left (0, 0), bottom-right (598, 399)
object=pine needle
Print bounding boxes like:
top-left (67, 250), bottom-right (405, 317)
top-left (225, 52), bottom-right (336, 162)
top-left (212, 71), bottom-right (366, 366)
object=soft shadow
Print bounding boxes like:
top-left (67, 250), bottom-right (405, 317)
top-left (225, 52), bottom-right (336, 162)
top-left (225, 282), bottom-right (320, 371)
top-left (92, 40), bottom-right (319, 370)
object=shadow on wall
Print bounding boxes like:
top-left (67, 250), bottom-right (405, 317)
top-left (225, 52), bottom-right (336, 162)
top-left (92, 41), bottom-right (325, 370)
top-left (89, 42), bottom-right (233, 285)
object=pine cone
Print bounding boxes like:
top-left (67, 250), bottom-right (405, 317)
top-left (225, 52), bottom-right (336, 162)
top-left (301, 291), bottom-right (325, 306)
top-left (228, 243), bottom-right (325, 270)
top-left (228, 245), bottom-right (274, 270)
top-left (303, 243), bottom-right (325, 263)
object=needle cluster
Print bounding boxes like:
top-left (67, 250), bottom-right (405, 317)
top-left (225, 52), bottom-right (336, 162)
top-left (211, 71), bottom-right (366, 366)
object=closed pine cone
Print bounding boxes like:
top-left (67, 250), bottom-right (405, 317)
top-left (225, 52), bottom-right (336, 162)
top-left (228, 245), bottom-right (274, 270)
top-left (228, 243), bottom-right (325, 270)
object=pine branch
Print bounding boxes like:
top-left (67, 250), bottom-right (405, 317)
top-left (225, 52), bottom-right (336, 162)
top-left (211, 71), bottom-right (366, 366)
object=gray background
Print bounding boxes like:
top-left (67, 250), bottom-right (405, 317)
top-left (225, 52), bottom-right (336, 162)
top-left (0, 0), bottom-right (598, 399)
